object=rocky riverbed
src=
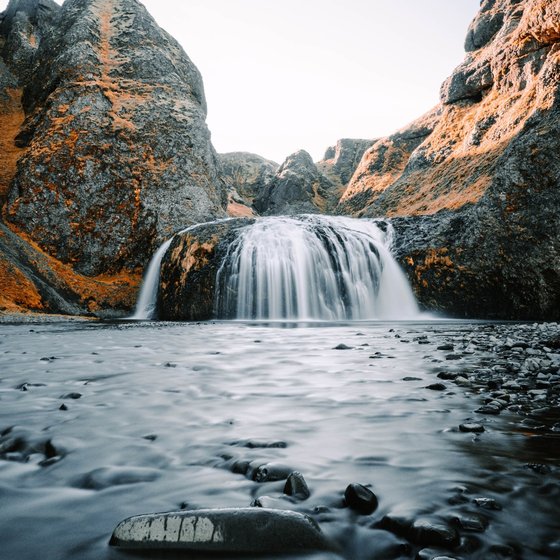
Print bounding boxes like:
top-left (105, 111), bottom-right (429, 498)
top-left (0, 319), bottom-right (558, 559)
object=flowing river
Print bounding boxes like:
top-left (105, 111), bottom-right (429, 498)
top-left (0, 319), bottom-right (558, 559)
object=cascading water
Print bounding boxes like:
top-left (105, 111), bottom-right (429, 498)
top-left (129, 238), bottom-right (174, 320)
top-left (215, 215), bottom-right (419, 320)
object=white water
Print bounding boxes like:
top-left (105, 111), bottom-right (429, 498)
top-left (215, 215), bottom-right (419, 320)
top-left (129, 238), bottom-right (173, 320)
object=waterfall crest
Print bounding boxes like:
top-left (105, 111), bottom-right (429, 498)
top-left (215, 215), bottom-right (418, 320)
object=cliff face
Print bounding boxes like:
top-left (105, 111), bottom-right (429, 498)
top-left (219, 152), bottom-right (278, 217)
top-left (0, 0), bottom-right (227, 314)
top-left (3, 0), bottom-right (226, 278)
top-left (337, 0), bottom-right (560, 319)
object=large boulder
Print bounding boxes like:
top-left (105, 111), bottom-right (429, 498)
top-left (4, 0), bottom-right (227, 277)
top-left (337, 0), bottom-right (560, 319)
top-left (158, 219), bottom-right (253, 321)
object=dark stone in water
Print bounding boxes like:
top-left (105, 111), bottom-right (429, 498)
top-left (445, 354), bottom-right (463, 361)
top-left (426, 383), bottom-right (447, 391)
top-left (284, 471), bottom-right (310, 500)
top-left (344, 483), bottom-right (378, 514)
top-left (253, 463), bottom-right (294, 483)
top-left (459, 423), bottom-right (485, 433)
top-left (475, 404), bottom-right (501, 415)
top-left (61, 392), bottom-right (82, 400)
top-left (451, 512), bottom-right (488, 532)
top-left (524, 463), bottom-right (552, 475)
top-left (379, 515), bottom-right (460, 548)
top-left (333, 343), bottom-right (353, 350)
top-left (473, 497), bottom-right (502, 510)
top-left (437, 372), bottom-right (459, 380)
top-left (437, 344), bottom-right (455, 351)
top-left (412, 518), bottom-right (461, 548)
top-left (230, 439), bottom-right (287, 449)
top-left (403, 376), bottom-right (423, 381)
top-left (59, 404), bottom-right (68, 411)
top-left (110, 508), bottom-right (334, 553)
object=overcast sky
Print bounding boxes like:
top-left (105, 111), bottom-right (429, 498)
top-left (2, 0), bottom-right (480, 163)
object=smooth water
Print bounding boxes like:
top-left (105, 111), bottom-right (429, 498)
top-left (0, 320), bottom-right (558, 560)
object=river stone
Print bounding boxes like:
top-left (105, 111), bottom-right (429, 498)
top-left (459, 423), bottom-right (485, 433)
top-left (284, 471), bottom-right (311, 500)
top-left (411, 518), bottom-right (460, 548)
top-left (109, 508), bottom-right (334, 553)
top-left (344, 483), bottom-right (378, 515)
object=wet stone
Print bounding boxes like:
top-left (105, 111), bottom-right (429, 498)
top-left (110, 508), bottom-right (333, 553)
top-left (61, 392), bottom-right (82, 400)
top-left (344, 483), bottom-right (378, 515)
top-left (459, 423), bottom-right (485, 433)
top-left (426, 383), bottom-right (447, 391)
top-left (411, 518), bottom-right (461, 548)
top-left (417, 550), bottom-right (459, 560)
top-left (475, 404), bottom-right (500, 415)
top-left (253, 463), bottom-right (294, 482)
top-left (438, 372), bottom-right (459, 380)
top-left (284, 471), bottom-right (310, 500)
top-left (473, 497), bottom-right (502, 511)
top-left (403, 376), bottom-right (423, 381)
top-left (451, 512), bottom-right (488, 532)
top-left (437, 344), bottom-right (455, 351)
top-left (333, 343), bottom-right (353, 350)
top-left (445, 354), bottom-right (463, 361)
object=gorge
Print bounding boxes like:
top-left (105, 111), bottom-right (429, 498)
top-left (0, 1), bottom-right (559, 560)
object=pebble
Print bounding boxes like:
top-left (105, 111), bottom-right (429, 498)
top-left (284, 471), bottom-right (310, 500)
top-left (473, 497), bottom-right (502, 511)
top-left (426, 383), bottom-right (447, 391)
top-left (459, 423), bottom-right (485, 433)
top-left (344, 483), bottom-right (378, 515)
top-left (333, 343), bottom-right (353, 350)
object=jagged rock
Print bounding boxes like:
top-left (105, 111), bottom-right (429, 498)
top-left (4, 0), bottom-right (227, 277)
top-left (339, 0), bottom-right (560, 320)
top-left (318, 138), bottom-right (375, 187)
top-left (110, 508), bottom-right (334, 553)
top-left (219, 152), bottom-right (278, 216)
top-left (158, 219), bottom-right (253, 321)
top-left (254, 150), bottom-right (335, 215)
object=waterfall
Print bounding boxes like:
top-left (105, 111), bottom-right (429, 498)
top-left (129, 238), bottom-right (174, 320)
top-left (215, 215), bottom-right (419, 320)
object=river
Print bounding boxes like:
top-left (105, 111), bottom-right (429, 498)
top-left (0, 319), bottom-right (558, 559)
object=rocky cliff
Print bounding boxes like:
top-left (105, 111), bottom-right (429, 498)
top-left (0, 0), bottom-right (226, 314)
top-left (337, 0), bottom-right (560, 319)
top-left (219, 152), bottom-right (278, 217)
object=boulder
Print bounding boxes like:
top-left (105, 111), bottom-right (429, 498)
top-left (158, 219), bottom-right (253, 321)
top-left (110, 508), bottom-right (334, 553)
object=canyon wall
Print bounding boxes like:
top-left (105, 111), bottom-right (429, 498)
top-left (0, 0), bottom-right (226, 314)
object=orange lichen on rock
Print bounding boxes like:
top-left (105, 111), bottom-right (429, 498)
top-left (4, 222), bottom-right (141, 312)
top-left (171, 234), bottom-right (218, 284)
top-left (0, 256), bottom-right (44, 312)
top-left (0, 88), bottom-right (25, 201)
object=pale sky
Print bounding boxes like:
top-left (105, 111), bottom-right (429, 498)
top-left (2, 0), bottom-right (480, 163)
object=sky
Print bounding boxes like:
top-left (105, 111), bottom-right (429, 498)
top-left (2, 0), bottom-right (480, 163)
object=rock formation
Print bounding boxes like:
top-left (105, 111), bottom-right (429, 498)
top-left (337, 0), bottom-right (560, 319)
top-left (219, 152), bottom-right (278, 217)
top-left (158, 219), bottom-right (253, 321)
top-left (0, 0), bottom-right (227, 314)
top-left (253, 150), bottom-right (336, 215)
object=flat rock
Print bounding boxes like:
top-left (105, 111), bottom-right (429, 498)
top-left (110, 508), bottom-right (334, 553)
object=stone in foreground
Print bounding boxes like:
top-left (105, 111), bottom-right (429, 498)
top-left (109, 508), bottom-right (334, 553)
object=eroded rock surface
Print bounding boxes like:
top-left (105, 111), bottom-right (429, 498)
top-left (4, 0), bottom-right (226, 277)
top-left (254, 150), bottom-right (335, 215)
top-left (219, 151), bottom-right (278, 217)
